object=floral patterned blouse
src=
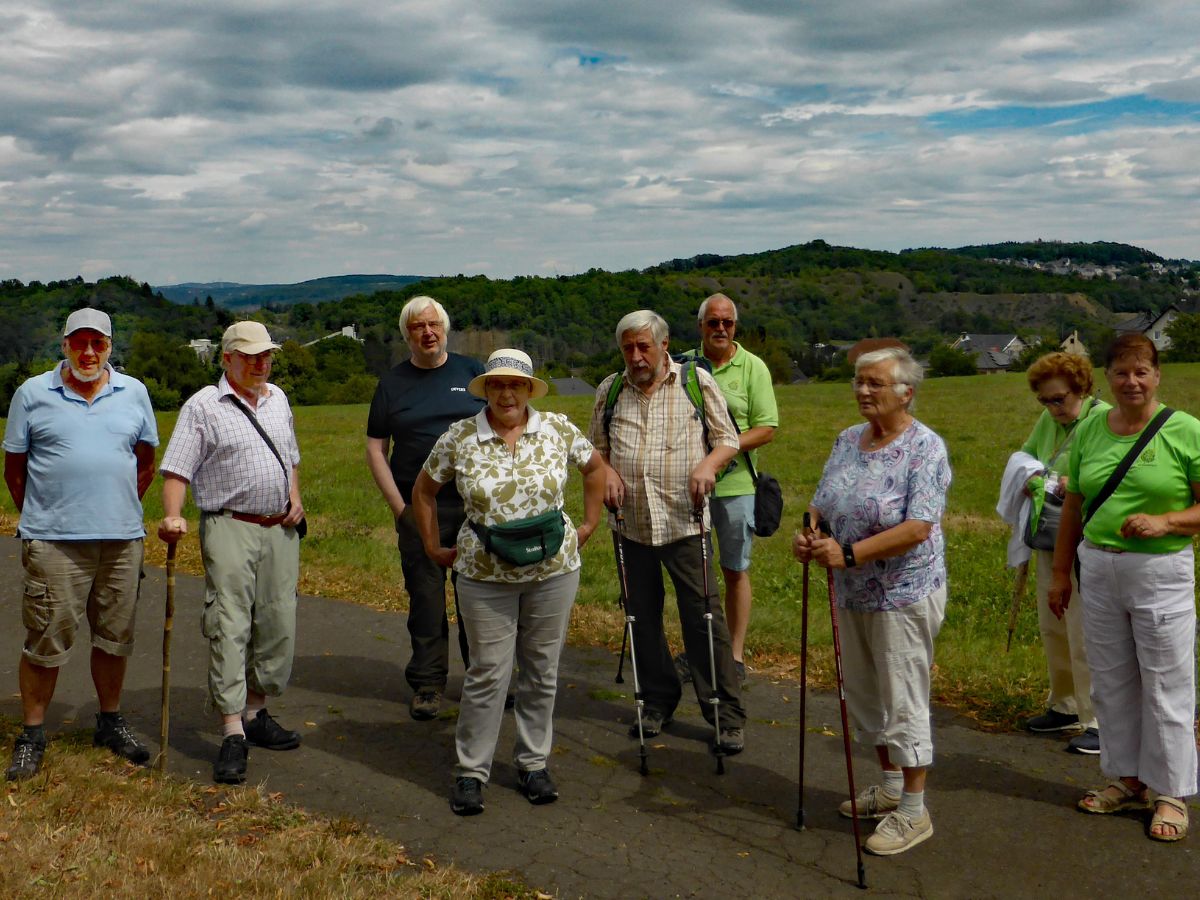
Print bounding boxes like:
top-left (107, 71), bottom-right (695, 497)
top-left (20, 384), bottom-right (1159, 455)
top-left (424, 407), bottom-right (595, 583)
top-left (811, 420), bottom-right (951, 612)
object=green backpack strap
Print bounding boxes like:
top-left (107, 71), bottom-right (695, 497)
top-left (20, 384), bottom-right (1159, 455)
top-left (602, 374), bottom-right (625, 449)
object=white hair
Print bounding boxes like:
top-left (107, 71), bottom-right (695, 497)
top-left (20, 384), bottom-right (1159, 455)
top-left (855, 347), bottom-right (923, 407)
top-left (399, 295), bottom-right (451, 333)
top-left (615, 309), bottom-right (669, 346)
top-left (697, 293), bottom-right (737, 324)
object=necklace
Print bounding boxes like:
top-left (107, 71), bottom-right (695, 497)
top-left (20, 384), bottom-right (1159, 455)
top-left (864, 418), bottom-right (911, 450)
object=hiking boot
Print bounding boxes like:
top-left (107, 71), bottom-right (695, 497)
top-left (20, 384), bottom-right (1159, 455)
top-left (93, 713), bottom-right (150, 765)
top-left (629, 708), bottom-right (672, 738)
top-left (450, 776), bottom-right (484, 816)
top-left (713, 726), bottom-right (744, 756)
top-left (1066, 726), bottom-right (1100, 755)
top-left (865, 809), bottom-right (934, 856)
top-left (6, 733), bottom-right (46, 781)
top-left (840, 784), bottom-right (901, 820)
top-left (244, 709), bottom-right (301, 751)
top-left (410, 687), bottom-right (442, 721)
top-left (518, 768), bottom-right (559, 805)
top-left (673, 652), bottom-right (692, 684)
top-left (1026, 709), bottom-right (1080, 733)
top-left (214, 735), bottom-right (249, 784)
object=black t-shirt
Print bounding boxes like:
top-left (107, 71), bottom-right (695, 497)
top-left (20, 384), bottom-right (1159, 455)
top-left (366, 353), bottom-right (485, 503)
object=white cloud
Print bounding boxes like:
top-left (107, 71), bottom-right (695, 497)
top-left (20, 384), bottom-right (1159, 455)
top-left (0, 0), bottom-right (1199, 282)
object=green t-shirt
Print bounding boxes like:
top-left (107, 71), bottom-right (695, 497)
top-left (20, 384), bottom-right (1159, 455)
top-left (1067, 406), bottom-right (1200, 553)
top-left (1020, 396), bottom-right (1110, 468)
top-left (683, 343), bottom-right (779, 497)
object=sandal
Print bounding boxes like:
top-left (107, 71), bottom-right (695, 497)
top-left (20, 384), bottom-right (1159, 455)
top-left (1149, 796), bottom-right (1189, 842)
top-left (1078, 780), bottom-right (1150, 814)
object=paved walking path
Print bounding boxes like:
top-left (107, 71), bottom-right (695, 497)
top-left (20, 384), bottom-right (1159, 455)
top-left (0, 536), bottom-right (1194, 897)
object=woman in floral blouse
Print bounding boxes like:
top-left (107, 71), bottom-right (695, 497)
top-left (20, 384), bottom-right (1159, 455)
top-left (793, 346), bottom-right (951, 857)
top-left (413, 349), bottom-right (604, 817)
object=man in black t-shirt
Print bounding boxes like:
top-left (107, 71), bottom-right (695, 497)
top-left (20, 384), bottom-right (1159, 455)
top-left (366, 296), bottom-right (485, 720)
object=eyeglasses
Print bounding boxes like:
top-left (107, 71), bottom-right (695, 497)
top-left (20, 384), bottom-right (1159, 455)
top-left (407, 319), bottom-right (444, 333)
top-left (704, 318), bottom-right (735, 329)
top-left (66, 335), bottom-right (110, 352)
top-left (1037, 393), bottom-right (1071, 408)
top-left (852, 379), bottom-right (902, 392)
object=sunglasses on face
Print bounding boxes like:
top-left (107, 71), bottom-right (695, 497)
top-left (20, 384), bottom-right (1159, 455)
top-left (67, 336), bottom-right (110, 352)
top-left (1037, 394), bottom-right (1071, 407)
top-left (704, 318), bottom-right (735, 329)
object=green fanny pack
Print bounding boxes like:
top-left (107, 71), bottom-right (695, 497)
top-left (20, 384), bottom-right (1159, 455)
top-left (468, 509), bottom-right (566, 566)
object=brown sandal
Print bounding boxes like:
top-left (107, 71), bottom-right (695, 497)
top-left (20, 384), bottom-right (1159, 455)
top-left (1078, 780), bottom-right (1150, 814)
top-left (1149, 796), bottom-right (1189, 842)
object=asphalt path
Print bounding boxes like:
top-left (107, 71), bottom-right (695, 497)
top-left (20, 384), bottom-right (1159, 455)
top-left (1, 536), bottom-right (1195, 897)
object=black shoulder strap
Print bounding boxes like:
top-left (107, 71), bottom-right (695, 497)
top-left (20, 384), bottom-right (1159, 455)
top-left (228, 394), bottom-right (290, 482)
top-left (1082, 406), bottom-right (1174, 525)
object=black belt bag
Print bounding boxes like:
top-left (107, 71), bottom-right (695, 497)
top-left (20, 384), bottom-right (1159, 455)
top-left (469, 509), bottom-right (566, 566)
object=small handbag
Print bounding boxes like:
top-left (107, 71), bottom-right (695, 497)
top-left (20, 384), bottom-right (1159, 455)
top-left (743, 452), bottom-right (783, 537)
top-left (469, 508), bottom-right (566, 566)
top-left (1021, 400), bottom-right (1096, 551)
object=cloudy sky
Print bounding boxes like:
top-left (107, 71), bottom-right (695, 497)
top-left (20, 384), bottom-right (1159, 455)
top-left (3, 1), bottom-right (1200, 285)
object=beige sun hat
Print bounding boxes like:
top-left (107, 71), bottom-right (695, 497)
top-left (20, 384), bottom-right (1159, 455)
top-left (222, 321), bottom-right (282, 355)
top-left (467, 349), bottom-right (549, 399)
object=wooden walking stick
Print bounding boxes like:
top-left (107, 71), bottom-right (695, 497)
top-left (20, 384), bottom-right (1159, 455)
top-left (1005, 560), bottom-right (1029, 653)
top-left (158, 542), bottom-right (177, 773)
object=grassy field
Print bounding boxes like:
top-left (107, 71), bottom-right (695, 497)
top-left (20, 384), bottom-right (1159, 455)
top-left (5, 365), bottom-right (1200, 728)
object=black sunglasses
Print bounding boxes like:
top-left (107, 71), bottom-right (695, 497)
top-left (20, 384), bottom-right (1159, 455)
top-left (704, 318), bottom-right (735, 329)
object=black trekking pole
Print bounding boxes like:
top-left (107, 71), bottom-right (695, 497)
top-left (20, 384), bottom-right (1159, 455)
top-left (819, 521), bottom-right (867, 889)
top-left (694, 503), bottom-right (725, 776)
top-left (612, 507), bottom-right (649, 776)
top-left (796, 511), bottom-right (812, 830)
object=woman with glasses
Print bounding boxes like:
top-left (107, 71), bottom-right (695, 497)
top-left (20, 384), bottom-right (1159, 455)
top-left (1016, 353), bottom-right (1109, 752)
top-left (1049, 333), bottom-right (1200, 842)
top-left (792, 346), bottom-right (951, 856)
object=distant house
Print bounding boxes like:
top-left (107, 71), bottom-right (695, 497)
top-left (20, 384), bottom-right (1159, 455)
top-left (1113, 306), bottom-right (1179, 351)
top-left (950, 332), bottom-right (1027, 373)
top-left (303, 324), bottom-right (363, 347)
top-left (1059, 330), bottom-right (1088, 357)
top-left (188, 338), bottom-right (215, 363)
top-left (550, 376), bottom-right (594, 397)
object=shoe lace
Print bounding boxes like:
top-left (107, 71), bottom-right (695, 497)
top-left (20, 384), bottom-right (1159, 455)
top-left (11, 741), bottom-right (38, 767)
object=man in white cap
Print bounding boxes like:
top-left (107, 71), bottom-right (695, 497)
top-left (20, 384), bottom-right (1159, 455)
top-left (158, 320), bottom-right (305, 784)
top-left (4, 307), bottom-right (158, 780)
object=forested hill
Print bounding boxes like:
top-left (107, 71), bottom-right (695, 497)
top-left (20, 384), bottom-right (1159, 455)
top-left (2, 239), bottom-right (1197, 408)
top-left (155, 274), bottom-right (426, 309)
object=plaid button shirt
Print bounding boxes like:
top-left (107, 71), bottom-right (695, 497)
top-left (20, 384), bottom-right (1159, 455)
top-left (588, 361), bottom-right (738, 546)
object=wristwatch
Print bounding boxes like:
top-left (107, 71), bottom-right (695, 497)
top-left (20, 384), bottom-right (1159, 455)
top-left (841, 541), bottom-right (857, 568)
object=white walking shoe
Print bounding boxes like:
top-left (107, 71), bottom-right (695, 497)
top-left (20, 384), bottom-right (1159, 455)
top-left (839, 784), bottom-right (901, 820)
top-left (864, 809), bottom-right (933, 856)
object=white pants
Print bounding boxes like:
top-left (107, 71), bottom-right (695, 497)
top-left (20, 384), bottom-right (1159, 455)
top-left (839, 586), bottom-right (947, 769)
top-left (1034, 549), bottom-right (1095, 727)
top-left (1078, 541), bottom-right (1197, 798)
top-left (453, 570), bottom-right (578, 782)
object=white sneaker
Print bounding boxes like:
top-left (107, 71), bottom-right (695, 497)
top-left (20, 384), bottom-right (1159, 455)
top-left (839, 784), bottom-right (901, 820)
top-left (864, 809), bottom-right (933, 856)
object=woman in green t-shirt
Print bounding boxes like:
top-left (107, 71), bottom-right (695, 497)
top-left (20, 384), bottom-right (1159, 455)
top-left (1019, 353), bottom-right (1108, 753)
top-left (1048, 333), bottom-right (1200, 843)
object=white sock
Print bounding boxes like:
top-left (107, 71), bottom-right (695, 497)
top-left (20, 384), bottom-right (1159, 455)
top-left (898, 790), bottom-right (925, 818)
top-left (243, 701), bottom-right (265, 723)
top-left (881, 770), bottom-right (904, 797)
top-left (222, 719), bottom-right (246, 739)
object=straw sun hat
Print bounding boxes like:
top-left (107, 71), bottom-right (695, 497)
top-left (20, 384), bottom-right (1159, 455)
top-left (467, 348), bottom-right (549, 399)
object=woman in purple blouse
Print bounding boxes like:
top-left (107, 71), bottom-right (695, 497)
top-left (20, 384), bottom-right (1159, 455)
top-left (793, 346), bottom-right (951, 857)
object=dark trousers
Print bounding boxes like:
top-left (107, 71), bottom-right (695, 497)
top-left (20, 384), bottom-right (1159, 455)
top-left (619, 533), bottom-right (745, 727)
top-left (396, 502), bottom-right (470, 691)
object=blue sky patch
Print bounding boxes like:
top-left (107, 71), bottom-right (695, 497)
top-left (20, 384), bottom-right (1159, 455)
top-left (929, 95), bottom-right (1200, 135)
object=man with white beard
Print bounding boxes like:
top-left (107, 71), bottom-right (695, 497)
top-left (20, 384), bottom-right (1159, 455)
top-left (3, 308), bottom-right (159, 780)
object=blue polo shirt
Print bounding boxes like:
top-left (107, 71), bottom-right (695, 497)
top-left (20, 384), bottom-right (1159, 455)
top-left (3, 363), bottom-right (158, 540)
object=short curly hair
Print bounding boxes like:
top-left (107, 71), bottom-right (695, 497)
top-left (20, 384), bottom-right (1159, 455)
top-left (1026, 352), bottom-right (1094, 396)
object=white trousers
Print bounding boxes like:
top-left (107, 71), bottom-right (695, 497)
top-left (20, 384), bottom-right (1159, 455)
top-left (840, 586), bottom-right (947, 769)
top-left (453, 570), bottom-right (578, 782)
top-left (1034, 549), bottom-right (1095, 726)
top-left (1078, 541), bottom-right (1197, 798)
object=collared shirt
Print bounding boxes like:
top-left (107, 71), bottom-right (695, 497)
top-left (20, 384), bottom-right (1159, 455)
top-left (160, 374), bottom-right (300, 515)
top-left (683, 341), bottom-right (779, 497)
top-left (2, 362), bottom-right (158, 540)
top-left (588, 360), bottom-right (739, 546)
top-left (424, 407), bottom-right (594, 583)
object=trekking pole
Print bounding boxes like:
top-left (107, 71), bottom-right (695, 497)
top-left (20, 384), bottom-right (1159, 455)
top-left (612, 507), bottom-right (649, 776)
top-left (158, 542), bottom-right (177, 774)
top-left (1005, 560), bottom-right (1029, 653)
top-left (819, 521), bottom-right (867, 889)
top-left (694, 503), bottom-right (725, 776)
top-left (796, 511), bottom-right (812, 830)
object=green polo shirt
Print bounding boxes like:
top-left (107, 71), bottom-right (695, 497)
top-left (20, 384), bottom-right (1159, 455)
top-left (1020, 396), bottom-right (1110, 468)
top-left (683, 342), bottom-right (779, 497)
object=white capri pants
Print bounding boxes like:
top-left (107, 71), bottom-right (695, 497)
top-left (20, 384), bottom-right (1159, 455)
top-left (840, 586), bottom-right (947, 769)
top-left (1078, 540), bottom-right (1198, 798)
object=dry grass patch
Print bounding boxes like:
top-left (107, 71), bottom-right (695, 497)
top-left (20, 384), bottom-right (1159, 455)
top-left (0, 722), bottom-right (538, 899)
